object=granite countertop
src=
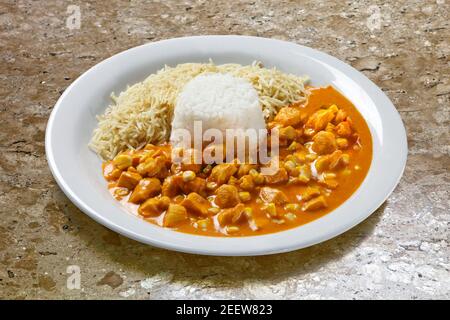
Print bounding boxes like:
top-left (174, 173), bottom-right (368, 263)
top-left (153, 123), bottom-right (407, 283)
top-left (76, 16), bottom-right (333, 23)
top-left (0, 0), bottom-right (448, 299)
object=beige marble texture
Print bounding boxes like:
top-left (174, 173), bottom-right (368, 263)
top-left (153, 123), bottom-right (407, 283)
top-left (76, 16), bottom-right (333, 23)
top-left (0, 0), bottom-right (449, 299)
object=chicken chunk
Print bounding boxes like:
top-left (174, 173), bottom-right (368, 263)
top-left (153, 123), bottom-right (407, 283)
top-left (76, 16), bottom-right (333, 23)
top-left (334, 109), bottom-right (347, 124)
top-left (279, 126), bottom-right (297, 141)
top-left (138, 198), bottom-right (161, 217)
top-left (328, 150), bottom-right (346, 169)
top-left (136, 156), bottom-right (166, 177)
top-left (103, 162), bottom-right (122, 181)
top-left (217, 203), bottom-right (245, 227)
top-left (259, 187), bottom-right (288, 205)
top-left (129, 178), bottom-right (161, 203)
top-left (302, 195), bottom-right (327, 211)
top-left (156, 165), bottom-right (170, 179)
top-left (263, 167), bottom-right (289, 185)
top-left (306, 107), bottom-right (337, 131)
top-left (161, 175), bottom-right (183, 197)
top-left (311, 131), bottom-right (337, 155)
top-left (159, 196), bottom-right (171, 211)
top-left (117, 171), bottom-right (142, 190)
top-left (315, 150), bottom-right (349, 172)
top-left (113, 154), bottom-right (132, 170)
top-left (336, 138), bottom-right (349, 149)
top-left (239, 175), bottom-right (255, 191)
top-left (237, 163), bottom-right (256, 178)
top-left (180, 177), bottom-right (207, 197)
top-left (181, 192), bottom-right (211, 216)
top-left (215, 184), bottom-right (240, 208)
top-left (163, 204), bottom-right (188, 227)
top-left (251, 216), bottom-right (269, 231)
top-left (138, 198), bottom-right (162, 217)
top-left (301, 186), bottom-right (321, 201)
top-left (274, 107), bottom-right (302, 127)
top-left (335, 121), bottom-right (352, 137)
top-left (209, 163), bottom-right (237, 186)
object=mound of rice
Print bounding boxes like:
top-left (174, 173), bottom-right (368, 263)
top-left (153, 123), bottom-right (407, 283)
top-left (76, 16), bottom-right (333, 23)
top-left (170, 73), bottom-right (266, 148)
top-left (89, 61), bottom-right (308, 160)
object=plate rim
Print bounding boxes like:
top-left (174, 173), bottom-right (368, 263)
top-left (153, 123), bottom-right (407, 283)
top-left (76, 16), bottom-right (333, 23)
top-left (45, 35), bottom-right (408, 256)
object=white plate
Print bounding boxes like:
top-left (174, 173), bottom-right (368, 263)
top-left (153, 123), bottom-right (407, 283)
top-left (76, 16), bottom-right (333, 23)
top-left (45, 36), bottom-right (407, 256)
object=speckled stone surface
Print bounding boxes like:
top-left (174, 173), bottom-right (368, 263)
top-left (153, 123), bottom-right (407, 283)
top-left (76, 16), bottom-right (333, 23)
top-left (0, 0), bottom-right (449, 300)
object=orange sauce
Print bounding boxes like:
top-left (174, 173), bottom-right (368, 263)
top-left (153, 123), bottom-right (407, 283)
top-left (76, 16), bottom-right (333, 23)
top-left (104, 86), bottom-right (372, 237)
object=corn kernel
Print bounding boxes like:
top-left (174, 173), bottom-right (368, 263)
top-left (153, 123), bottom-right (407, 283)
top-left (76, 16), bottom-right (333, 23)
top-left (197, 219), bottom-right (209, 230)
top-left (315, 157), bottom-right (329, 172)
top-left (228, 176), bottom-right (238, 185)
top-left (287, 165), bottom-right (300, 177)
top-left (114, 187), bottom-right (129, 197)
top-left (323, 172), bottom-right (337, 180)
top-left (294, 152), bottom-right (306, 164)
top-left (206, 181), bottom-right (218, 190)
top-left (284, 160), bottom-right (296, 170)
top-left (272, 218), bottom-right (285, 224)
top-left (263, 202), bottom-right (277, 217)
top-left (341, 154), bottom-right (350, 166)
top-left (287, 141), bottom-right (298, 151)
top-left (322, 178), bottom-right (338, 189)
top-left (329, 104), bottom-right (339, 112)
top-left (284, 155), bottom-right (297, 164)
top-left (255, 175), bottom-right (265, 185)
top-left (243, 207), bottom-right (253, 218)
top-left (226, 226), bottom-right (240, 234)
top-left (298, 165), bottom-right (311, 183)
top-left (342, 169), bottom-right (352, 176)
top-left (207, 207), bottom-right (220, 215)
top-left (238, 191), bottom-right (251, 202)
top-left (203, 165), bottom-right (212, 174)
top-left (305, 153), bottom-right (318, 162)
top-left (298, 175), bottom-right (309, 183)
top-left (281, 126), bottom-right (297, 140)
top-left (304, 128), bottom-right (315, 136)
top-left (284, 212), bottom-right (297, 221)
top-left (284, 203), bottom-right (301, 211)
top-left (182, 170), bottom-right (196, 182)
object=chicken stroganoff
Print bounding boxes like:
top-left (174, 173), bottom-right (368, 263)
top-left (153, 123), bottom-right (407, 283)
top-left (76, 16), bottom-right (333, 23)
top-left (100, 85), bottom-right (372, 237)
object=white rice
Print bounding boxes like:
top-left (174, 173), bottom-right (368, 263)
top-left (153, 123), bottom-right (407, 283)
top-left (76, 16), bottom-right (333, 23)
top-left (170, 73), bottom-right (266, 148)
